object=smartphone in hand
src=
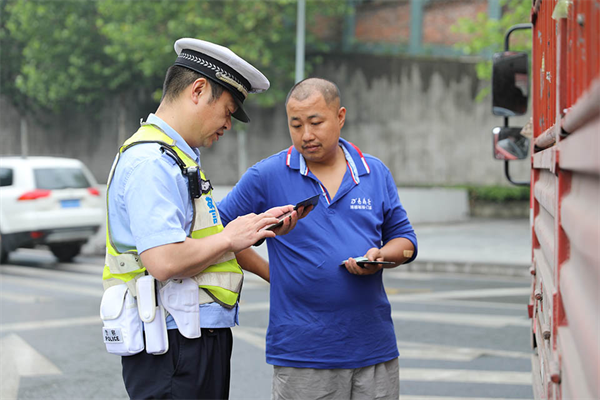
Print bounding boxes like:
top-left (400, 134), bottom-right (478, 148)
top-left (253, 194), bottom-right (320, 246)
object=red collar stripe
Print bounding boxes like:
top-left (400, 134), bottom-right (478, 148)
top-left (348, 142), bottom-right (370, 174)
top-left (286, 146), bottom-right (293, 167)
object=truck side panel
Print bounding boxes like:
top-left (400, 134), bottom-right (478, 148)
top-left (530, 1), bottom-right (599, 399)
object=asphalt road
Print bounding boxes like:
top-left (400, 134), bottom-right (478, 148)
top-left (0, 248), bottom-right (534, 400)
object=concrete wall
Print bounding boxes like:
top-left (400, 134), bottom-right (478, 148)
top-left (0, 54), bottom-right (530, 186)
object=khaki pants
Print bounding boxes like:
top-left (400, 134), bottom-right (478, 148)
top-left (272, 358), bottom-right (399, 400)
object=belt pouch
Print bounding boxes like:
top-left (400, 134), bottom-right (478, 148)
top-left (100, 283), bottom-right (144, 356)
top-left (136, 275), bottom-right (169, 355)
top-left (159, 278), bottom-right (201, 339)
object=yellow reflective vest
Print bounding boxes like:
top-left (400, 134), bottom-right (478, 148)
top-left (102, 124), bottom-right (243, 308)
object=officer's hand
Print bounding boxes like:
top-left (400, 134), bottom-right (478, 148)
top-left (343, 247), bottom-right (385, 276)
top-left (266, 205), bottom-right (298, 236)
top-left (222, 212), bottom-right (279, 253)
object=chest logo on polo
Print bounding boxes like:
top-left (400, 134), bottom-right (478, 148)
top-left (205, 196), bottom-right (219, 224)
top-left (350, 197), bottom-right (372, 210)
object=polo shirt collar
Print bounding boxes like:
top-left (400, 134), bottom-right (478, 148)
top-left (146, 113), bottom-right (202, 167)
top-left (286, 138), bottom-right (370, 182)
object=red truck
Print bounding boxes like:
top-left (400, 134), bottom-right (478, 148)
top-left (490, 1), bottom-right (598, 399)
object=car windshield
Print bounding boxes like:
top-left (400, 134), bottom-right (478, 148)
top-left (34, 168), bottom-right (91, 190)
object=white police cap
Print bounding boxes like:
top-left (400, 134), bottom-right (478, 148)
top-left (174, 38), bottom-right (270, 123)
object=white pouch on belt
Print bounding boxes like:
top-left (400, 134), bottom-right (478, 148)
top-left (159, 278), bottom-right (200, 339)
top-left (137, 275), bottom-right (169, 355)
top-left (100, 283), bottom-right (144, 356)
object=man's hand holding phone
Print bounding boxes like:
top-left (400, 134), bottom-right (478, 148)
top-left (341, 248), bottom-right (395, 275)
top-left (253, 194), bottom-right (319, 246)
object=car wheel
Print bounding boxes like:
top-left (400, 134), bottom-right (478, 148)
top-left (49, 243), bottom-right (82, 263)
top-left (0, 233), bottom-right (8, 264)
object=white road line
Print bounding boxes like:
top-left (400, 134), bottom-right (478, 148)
top-left (399, 368), bottom-right (532, 385)
top-left (387, 287), bottom-right (530, 302)
top-left (0, 315), bottom-right (100, 333)
top-left (239, 301), bottom-right (270, 312)
top-left (232, 327), bottom-right (266, 350)
top-left (391, 310), bottom-right (529, 328)
top-left (1, 265), bottom-right (100, 284)
top-left (0, 291), bottom-right (52, 304)
top-left (397, 341), bottom-right (530, 361)
top-left (0, 333), bottom-right (62, 399)
top-left (400, 396), bottom-right (531, 400)
top-left (403, 298), bottom-right (525, 310)
top-left (0, 275), bottom-right (103, 297)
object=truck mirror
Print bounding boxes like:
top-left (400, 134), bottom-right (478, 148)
top-left (492, 126), bottom-right (529, 160)
top-left (492, 51), bottom-right (529, 117)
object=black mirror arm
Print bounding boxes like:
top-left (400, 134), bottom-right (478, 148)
top-left (504, 23), bottom-right (533, 52)
top-left (504, 160), bottom-right (530, 187)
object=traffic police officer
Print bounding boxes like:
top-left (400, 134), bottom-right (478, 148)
top-left (101, 38), bottom-right (298, 399)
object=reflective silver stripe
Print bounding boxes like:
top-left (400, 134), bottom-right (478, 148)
top-left (192, 271), bottom-right (243, 293)
top-left (213, 251), bottom-right (236, 266)
top-left (198, 289), bottom-right (215, 305)
top-left (102, 277), bottom-right (125, 291)
top-left (105, 252), bottom-right (143, 274)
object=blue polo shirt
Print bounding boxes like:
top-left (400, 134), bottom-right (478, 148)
top-left (218, 138), bottom-right (417, 369)
top-left (107, 114), bottom-right (238, 329)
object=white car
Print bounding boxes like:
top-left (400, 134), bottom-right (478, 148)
top-left (0, 156), bottom-right (104, 263)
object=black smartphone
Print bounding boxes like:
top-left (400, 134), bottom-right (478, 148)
top-left (264, 194), bottom-right (320, 231)
top-left (339, 257), bottom-right (395, 268)
top-left (253, 194), bottom-right (320, 246)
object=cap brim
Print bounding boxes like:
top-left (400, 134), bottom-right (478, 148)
top-left (232, 96), bottom-right (250, 123)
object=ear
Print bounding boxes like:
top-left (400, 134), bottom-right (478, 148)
top-left (191, 78), bottom-right (208, 104)
top-left (338, 107), bottom-right (347, 130)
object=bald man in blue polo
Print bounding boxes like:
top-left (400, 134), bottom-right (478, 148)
top-left (218, 78), bottom-right (417, 399)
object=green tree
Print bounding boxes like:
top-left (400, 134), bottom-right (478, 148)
top-left (452, 0), bottom-right (531, 100)
top-left (1, 0), bottom-right (346, 114)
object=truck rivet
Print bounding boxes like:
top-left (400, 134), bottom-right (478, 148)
top-left (534, 290), bottom-right (542, 300)
top-left (542, 325), bottom-right (551, 340)
top-left (577, 14), bottom-right (585, 26)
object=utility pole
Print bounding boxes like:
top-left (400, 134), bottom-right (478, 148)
top-left (295, 0), bottom-right (306, 83)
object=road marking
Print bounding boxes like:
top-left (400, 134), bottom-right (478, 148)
top-left (0, 315), bottom-right (100, 333)
top-left (403, 298), bottom-right (525, 310)
top-left (239, 301), bottom-right (270, 312)
top-left (232, 327), bottom-right (266, 350)
top-left (0, 291), bottom-right (52, 304)
top-left (0, 275), bottom-right (103, 297)
top-left (1, 265), bottom-right (100, 284)
top-left (399, 396), bottom-right (531, 400)
top-left (0, 334), bottom-right (62, 399)
top-left (399, 368), bottom-right (532, 385)
top-left (391, 310), bottom-right (529, 328)
top-left (397, 340), bottom-right (530, 361)
top-left (387, 287), bottom-right (530, 302)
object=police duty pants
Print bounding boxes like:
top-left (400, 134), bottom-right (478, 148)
top-left (121, 328), bottom-right (233, 399)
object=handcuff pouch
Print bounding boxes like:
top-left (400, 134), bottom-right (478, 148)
top-left (159, 278), bottom-right (201, 339)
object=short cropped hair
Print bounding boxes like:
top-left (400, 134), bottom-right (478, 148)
top-left (285, 78), bottom-right (341, 108)
top-left (161, 65), bottom-right (224, 103)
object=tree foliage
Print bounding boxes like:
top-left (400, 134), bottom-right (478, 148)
top-left (452, 0), bottom-right (532, 99)
top-left (1, 0), bottom-right (346, 114)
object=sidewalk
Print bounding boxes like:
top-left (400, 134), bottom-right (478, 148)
top-left (400, 218), bottom-right (531, 277)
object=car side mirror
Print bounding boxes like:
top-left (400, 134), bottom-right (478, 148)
top-left (492, 51), bottom-right (529, 117)
top-left (492, 126), bottom-right (530, 160)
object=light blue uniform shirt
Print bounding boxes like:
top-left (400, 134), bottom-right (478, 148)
top-left (107, 113), bottom-right (238, 329)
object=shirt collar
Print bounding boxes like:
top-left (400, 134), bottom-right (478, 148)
top-left (146, 113), bottom-right (201, 166)
top-left (286, 138), bottom-right (371, 181)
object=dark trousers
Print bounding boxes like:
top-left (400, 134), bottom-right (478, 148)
top-left (122, 328), bottom-right (233, 400)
